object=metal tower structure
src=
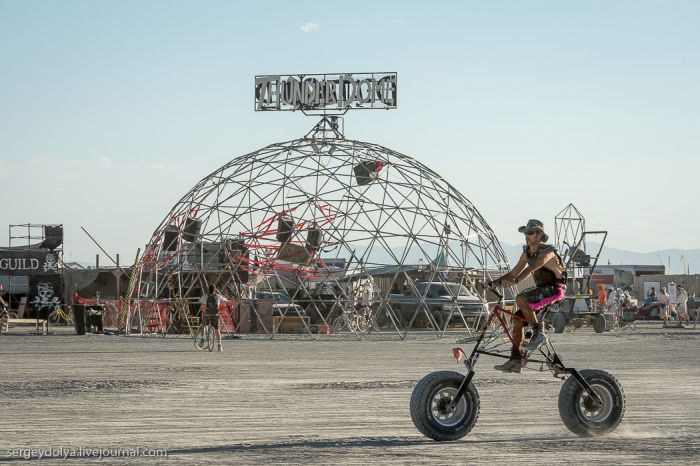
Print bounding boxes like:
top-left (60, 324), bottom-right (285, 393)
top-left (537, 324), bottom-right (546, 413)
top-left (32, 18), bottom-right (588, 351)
top-left (554, 204), bottom-right (607, 296)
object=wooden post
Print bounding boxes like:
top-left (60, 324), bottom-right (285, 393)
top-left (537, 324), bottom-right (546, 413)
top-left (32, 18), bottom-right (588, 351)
top-left (116, 254), bottom-right (121, 300)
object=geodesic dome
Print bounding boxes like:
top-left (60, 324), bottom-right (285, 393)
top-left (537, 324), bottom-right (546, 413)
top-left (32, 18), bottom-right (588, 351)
top-left (132, 118), bottom-right (510, 338)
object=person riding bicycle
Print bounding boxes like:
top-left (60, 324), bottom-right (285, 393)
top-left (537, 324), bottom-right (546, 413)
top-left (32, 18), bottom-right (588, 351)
top-left (491, 219), bottom-right (567, 373)
top-left (199, 284), bottom-right (226, 352)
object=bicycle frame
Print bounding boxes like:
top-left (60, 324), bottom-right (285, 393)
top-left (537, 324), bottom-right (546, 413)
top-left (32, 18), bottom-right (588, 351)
top-left (447, 290), bottom-right (603, 412)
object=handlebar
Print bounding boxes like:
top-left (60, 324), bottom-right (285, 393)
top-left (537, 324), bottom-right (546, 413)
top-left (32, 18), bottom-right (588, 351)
top-left (486, 281), bottom-right (503, 300)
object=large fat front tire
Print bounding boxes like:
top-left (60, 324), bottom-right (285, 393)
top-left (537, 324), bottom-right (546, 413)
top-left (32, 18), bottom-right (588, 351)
top-left (410, 371), bottom-right (480, 441)
top-left (558, 369), bottom-right (625, 437)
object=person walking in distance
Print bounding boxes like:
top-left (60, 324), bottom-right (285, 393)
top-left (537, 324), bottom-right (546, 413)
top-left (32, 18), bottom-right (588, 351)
top-left (597, 284), bottom-right (607, 312)
top-left (647, 286), bottom-right (657, 303)
top-left (676, 285), bottom-right (689, 324)
top-left (659, 287), bottom-right (670, 326)
top-left (200, 284), bottom-right (226, 351)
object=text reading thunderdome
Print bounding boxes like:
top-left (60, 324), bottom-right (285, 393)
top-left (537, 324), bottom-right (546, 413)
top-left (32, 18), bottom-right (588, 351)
top-left (255, 73), bottom-right (397, 111)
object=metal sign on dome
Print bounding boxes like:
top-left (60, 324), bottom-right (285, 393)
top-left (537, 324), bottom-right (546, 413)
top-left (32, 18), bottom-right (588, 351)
top-left (255, 72), bottom-right (397, 112)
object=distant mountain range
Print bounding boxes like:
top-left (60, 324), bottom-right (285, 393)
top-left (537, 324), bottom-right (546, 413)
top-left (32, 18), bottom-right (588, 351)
top-left (501, 242), bottom-right (699, 275)
top-left (67, 243), bottom-right (698, 276)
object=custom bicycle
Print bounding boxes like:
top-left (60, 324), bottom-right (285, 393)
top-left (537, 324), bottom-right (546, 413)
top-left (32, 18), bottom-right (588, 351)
top-left (410, 285), bottom-right (625, 440)
top-left (194, 316), bottom-right (217, 352)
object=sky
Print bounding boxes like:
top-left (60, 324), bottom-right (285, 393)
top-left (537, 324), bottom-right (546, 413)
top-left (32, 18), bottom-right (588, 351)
top-left (1, 0), bottom-right (698, 265)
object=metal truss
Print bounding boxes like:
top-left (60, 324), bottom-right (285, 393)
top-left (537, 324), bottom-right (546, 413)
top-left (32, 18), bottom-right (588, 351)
top-left (128, 118), bottom-right (510, 339)
top-left (554, 203), bottom-right (607, 296)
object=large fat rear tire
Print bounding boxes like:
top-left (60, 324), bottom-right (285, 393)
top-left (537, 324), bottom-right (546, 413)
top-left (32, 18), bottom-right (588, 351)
top-left (558, 369), bottom-right (625, 437)
top-left (410, 371), bottom-right (480, 441)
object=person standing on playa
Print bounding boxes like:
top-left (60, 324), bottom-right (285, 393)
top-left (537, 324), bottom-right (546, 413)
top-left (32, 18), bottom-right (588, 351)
top-left (658, 287), bottom-right (670, 326)
top-left (597, 284), bottom-right (607, 312)
top-left (607, 288), bottom-right (619, 315)
top-left (676, 285), bottom-right (689, 323)
top-left (647, 286), bottom-right (657, 303)
top-left (200, 284), bottom-right (226, 352)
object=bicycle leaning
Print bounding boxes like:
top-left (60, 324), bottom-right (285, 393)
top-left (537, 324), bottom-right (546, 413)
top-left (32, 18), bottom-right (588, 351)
top-left (0, 305), bottom-right (18, 327)
top-left (332, 305), bottom-right (376, 334)
top-left (48, 305), bottom-right (74, 326)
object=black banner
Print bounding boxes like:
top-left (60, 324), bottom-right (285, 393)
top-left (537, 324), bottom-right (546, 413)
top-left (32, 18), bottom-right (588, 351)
top-left (29, 275), bottom-right (64, 312)
top-left (0, 250), bottom-right (61, 276)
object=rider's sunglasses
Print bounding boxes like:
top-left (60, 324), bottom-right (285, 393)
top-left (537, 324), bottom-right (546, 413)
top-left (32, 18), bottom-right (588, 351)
top-left (525, 231), bottom-right (538, 236)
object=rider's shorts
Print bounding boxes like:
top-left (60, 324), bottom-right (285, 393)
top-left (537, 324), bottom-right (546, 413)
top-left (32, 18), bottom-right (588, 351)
top-left (517, 284), bottom-right (566, 312)
top-left (205, 314), bottom-right (220, 329)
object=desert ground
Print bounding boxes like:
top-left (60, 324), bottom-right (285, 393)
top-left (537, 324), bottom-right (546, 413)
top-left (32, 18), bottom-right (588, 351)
top-left (0, 322), bottom-right (698, 464)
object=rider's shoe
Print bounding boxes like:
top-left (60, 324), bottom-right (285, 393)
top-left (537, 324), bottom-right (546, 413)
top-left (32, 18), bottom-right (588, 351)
top-left (525, 322), bottom-right (546, 351)
top-left (217, 344), bottom-right (223, 352)
top-left (494, 358), bottom-right (522, 373)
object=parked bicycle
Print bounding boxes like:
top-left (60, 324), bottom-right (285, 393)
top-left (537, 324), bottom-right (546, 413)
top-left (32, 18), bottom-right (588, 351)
top-left (332, 305), bottom-right (376, 334)
top-left (49, 306), bottom-right (74, 325)
top-left (0, 305), bottom-right (18, 325)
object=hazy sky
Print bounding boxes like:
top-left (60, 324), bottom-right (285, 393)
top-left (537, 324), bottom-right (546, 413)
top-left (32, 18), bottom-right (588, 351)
top-left (1, 0), bottom-right (698, 264)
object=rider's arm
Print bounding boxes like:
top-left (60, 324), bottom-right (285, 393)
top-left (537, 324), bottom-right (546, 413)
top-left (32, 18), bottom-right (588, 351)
top-left (510, 250), bottom-right (556, 284)
top-left (498, 252), bottom-right (528, 285)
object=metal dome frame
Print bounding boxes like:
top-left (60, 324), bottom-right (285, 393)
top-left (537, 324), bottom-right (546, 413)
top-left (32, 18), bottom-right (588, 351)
top-left (125, 117), bottom-right (510, 339)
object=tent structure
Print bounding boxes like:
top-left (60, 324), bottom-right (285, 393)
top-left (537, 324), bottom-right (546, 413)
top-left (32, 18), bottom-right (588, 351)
top-left (127, 117), bottom-right (510, 339)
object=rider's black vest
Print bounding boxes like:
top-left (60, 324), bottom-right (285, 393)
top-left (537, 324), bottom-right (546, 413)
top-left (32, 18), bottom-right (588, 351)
top-left (523, 244), bottom-right (567, 287)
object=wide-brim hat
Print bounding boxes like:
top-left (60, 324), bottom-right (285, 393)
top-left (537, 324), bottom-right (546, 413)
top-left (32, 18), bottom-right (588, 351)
top-left (518, 219), bottom-right (544, 234)
top-left (518, 219), bottom-right (549, 242)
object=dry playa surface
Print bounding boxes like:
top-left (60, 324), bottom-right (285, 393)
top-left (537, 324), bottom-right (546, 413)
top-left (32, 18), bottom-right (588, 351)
top-left (0, 323), bottom-right (698, 464)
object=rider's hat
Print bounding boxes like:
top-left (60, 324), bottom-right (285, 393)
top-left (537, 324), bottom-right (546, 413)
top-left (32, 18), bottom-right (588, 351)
top-left (518, 219), bottom-right (548, 242)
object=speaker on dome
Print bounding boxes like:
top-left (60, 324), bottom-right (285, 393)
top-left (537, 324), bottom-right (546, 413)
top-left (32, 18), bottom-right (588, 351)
top-left (354, 161), bottom-right (382, 186)
top-left (276, 216), bottom-right (294, 243)
top-left (163, 226), bottom-right (179, 252)
top-left (306, 224), bottom-right (322, 250)
top-left (183, 217), bottom-right (201, 242)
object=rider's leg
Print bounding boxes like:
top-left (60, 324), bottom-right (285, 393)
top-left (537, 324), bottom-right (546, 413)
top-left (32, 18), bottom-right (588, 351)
top-left (494, 315), bottom-right (525, 373)
top-left (516, 295), bottom-right (539, 326)
top-left (216, 320), bottom-right (222, 351)
top-left (517, 295), bottom-right (546, 351)
top-left (512, 317), bottom-right (525, 356)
